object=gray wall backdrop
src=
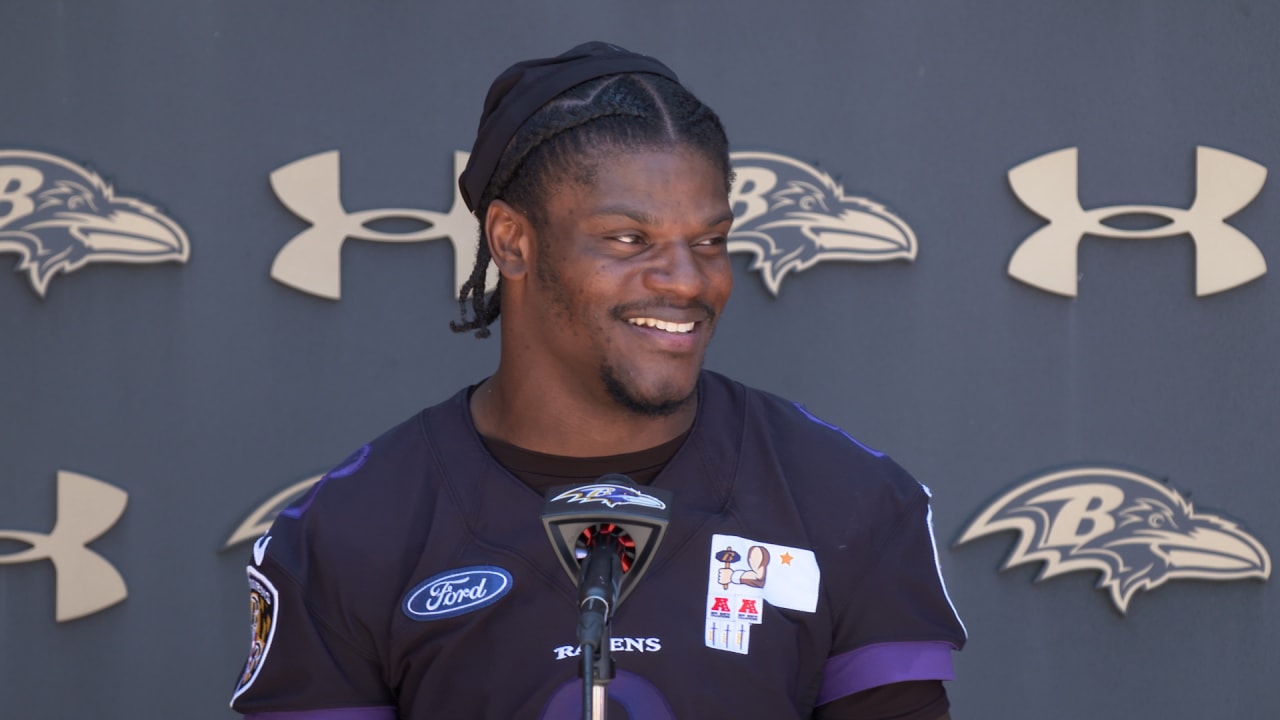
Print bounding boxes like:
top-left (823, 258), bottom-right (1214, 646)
top-left (2, 1), bottom-right (1277, 717)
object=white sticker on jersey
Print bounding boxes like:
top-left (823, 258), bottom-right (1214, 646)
top-left (705, 618), bottom-right (751, 654)
top-left (707, 535), bottom-right (820, 613)
top-left (231, 566), bottom-right (279, 703)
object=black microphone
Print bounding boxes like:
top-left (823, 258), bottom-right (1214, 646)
top-left (541, 473), bottom-right (672, 616)
top-left (575, 530), bottom-right (622, 652)
top-left (542, 475), bottom-right (672, 720)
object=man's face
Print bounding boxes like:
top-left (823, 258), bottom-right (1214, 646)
top-left (524, 146), bottom-right (734, 416)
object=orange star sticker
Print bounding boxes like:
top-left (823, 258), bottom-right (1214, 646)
top-left (780, 552), bottom-right (794, 565)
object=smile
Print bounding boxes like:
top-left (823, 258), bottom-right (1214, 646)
top-left (627, 318), bottom-right (696, 334)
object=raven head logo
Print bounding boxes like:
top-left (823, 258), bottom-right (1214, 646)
top-left (956, 466), bottom-right (1271, 613)
top-left (550, 483), bottom-right (668, 510)
top-left (0, 150), bottom-right (189, 297)
top-left (727, 151), bottom-right (917, 295)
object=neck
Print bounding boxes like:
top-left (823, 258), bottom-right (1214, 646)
top-left (470, 368), bottom-right (698, 457)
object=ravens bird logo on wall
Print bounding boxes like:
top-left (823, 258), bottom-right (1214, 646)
top-left (727, 151), bottom-right (917, 295)
top-left (956, 466), bottom-right (1271, 613)
top-left (0, 150), bottom-right (190, 297)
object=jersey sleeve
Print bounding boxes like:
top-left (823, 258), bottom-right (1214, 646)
top-left (229, 555), bottom-right (395, 716)
top-left (816, 468), bottom-right (966, 707)
top-left (229, 465), bottom-right (398, 716)
top-left (813, 680), bottom-right (949, 720)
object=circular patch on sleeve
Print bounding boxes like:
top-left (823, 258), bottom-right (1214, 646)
top-left (231, 566), bottom-right (279, 703)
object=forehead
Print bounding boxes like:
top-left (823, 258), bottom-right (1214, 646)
top-left (543, 147), bottom-right (730, 221)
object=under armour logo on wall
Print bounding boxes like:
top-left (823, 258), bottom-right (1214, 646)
top-left (268, 150), bottom-right (918, 301)
top-left (1007, 146), bottom-right (1267, 297)
top-left (269, 150), bottom-right (486, 300)
top-left (0, 471), bottom-right (129, 621)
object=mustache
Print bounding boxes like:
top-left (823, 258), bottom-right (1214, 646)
top-left (610, 299), bottom-right (718, 324)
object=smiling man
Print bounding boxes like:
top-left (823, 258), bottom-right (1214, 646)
top-left (230, 42), bottom-right (965, 720)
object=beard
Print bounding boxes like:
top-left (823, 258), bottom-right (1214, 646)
top-left (531, 233), bottom-right (713, 418)
top-left (600, 362), bottom-right (696, 417)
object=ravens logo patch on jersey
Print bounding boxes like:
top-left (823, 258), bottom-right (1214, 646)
top-left (231, 566), bottom-right (279, 703)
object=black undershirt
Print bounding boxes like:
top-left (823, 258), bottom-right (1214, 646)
top-left (480, 431), bottom-right (687, 493)
top-left (479, 434), bottom-right (949, 720)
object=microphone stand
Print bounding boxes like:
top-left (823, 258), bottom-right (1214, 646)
top-left (540, 476), bottom-right (672, 720)
top-left (576, 532), bottom-right (621, 720)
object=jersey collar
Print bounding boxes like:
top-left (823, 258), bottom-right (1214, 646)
top-left (425, 370), bottom-right (743, 599)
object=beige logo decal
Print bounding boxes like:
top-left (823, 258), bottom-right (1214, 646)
top-left (269, 151), bottom-right (482, 300)
top-left (223, 475), bottom-right (321, 549)
top-left (0, 149), bottom-right (190, 297)
top-left (1008, 146), bottom-right (1267, 297)
top-left (268, 150), bottom-right (916, 300)
top-left (956, 466), bottom-right (1270, 613)
top-left (728, 151), bottom-right (917, 295)
top-left (0, 471), bottom-right (129, 621)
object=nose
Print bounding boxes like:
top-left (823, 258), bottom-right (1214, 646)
top-left (643, 241), bottom-right (706, 298)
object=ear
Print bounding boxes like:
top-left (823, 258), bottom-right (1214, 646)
top-left (485, 200), bottom-right (534, 280)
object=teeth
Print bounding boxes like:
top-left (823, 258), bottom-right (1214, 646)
top-left (628, 318), bottom-right (695, 334)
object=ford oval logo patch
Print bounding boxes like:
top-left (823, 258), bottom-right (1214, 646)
top-left (402, 566), bottom-right (513, 621)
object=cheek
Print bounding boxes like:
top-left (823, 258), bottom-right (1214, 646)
top-left (542, 271), bottom-right (611, 333)
top-left (706, 259), bottom-right (734, 305)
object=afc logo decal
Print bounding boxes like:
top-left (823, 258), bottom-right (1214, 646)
top-left (955, 465), bottom-right (1270, 614)
top-left (1008, 146), bottom-right (1267, 297)
top-left (0, 471), bottom-right (129, 621)
top-left (0, 150), bottom-right (190, 297)
top-left (267, 150), bottom-right (917, 300)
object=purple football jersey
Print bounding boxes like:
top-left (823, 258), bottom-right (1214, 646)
top-left (230, 371), bottom-right (965, 719)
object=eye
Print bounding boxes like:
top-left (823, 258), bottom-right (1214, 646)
top-left (1148, 515), bottom-right (1164, 528)
top-left (800, 197), bottom-right (816, 211)
top-left (610, 233), bottom-right (644, 245)
top-left (696, 236), bottom-right (728, 254)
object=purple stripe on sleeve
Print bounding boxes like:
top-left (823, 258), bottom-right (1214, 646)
top-left (816, 641), bottom-right (956, 705)
top-left (245, 707), bottom-right (396, 720)
top-left (793, 403), bottom-right (885, 457)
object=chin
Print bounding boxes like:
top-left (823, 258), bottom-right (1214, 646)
top-left (601, 365), bottom-right (699, 418)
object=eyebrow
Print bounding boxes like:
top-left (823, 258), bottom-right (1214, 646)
top-left (705, 209), bottom-right (736, 227)
top-left (590, 205), bottom-right (735, 229)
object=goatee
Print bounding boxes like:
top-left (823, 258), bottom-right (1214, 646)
top-left (601, 364), bottom-right (694, 417)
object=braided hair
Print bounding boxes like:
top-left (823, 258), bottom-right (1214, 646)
top-left (449, 72), bottom-right (731, 338)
